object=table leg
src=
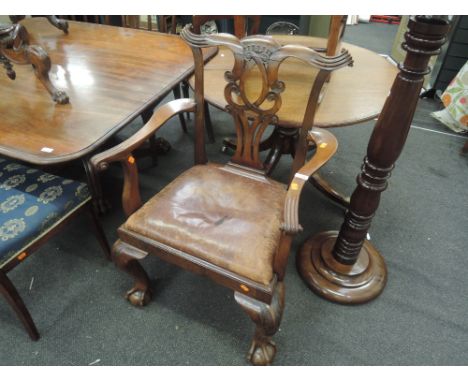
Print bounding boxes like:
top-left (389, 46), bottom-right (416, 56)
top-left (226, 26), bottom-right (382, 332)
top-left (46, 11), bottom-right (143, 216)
top-left (222, 125), bottom-right (278, 154)
top-left (82, 158), bottom-right (110, 215)
top-left (45, 16), bottom-right (69, 34)
top-left (222, 125), bottom-right (350, 209)
top-left (309, 173), bottom-right (350, 208)
top-left (205, 102), bottom-right (215, 143)
top-left (131, 108), bottom-right (172, 166)
top-left (297, 16), bottom-right (450, 304)
top-left (264, 127), bottom-right (296, 175)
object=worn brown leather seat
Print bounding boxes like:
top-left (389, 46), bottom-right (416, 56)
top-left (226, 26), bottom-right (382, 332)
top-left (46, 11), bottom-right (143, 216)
top-left (91, 26), bottom-right (352, 365)
top-left (123, 163), bottom-right (286, 285)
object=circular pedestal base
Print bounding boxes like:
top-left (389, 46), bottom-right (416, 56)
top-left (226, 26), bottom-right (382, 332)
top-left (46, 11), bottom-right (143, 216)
top-left (297, 231), bottom-right (387, 304)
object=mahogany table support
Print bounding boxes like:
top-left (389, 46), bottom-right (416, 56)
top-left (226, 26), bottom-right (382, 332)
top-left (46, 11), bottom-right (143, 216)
top-left (309, 173), bottom-right (350, 208)
top-left (297, 16), bottom-right (450, 304)
top-left (9, 16), bottom-right (69, 34)
top-left (0, 22), bottom-right (69, 104)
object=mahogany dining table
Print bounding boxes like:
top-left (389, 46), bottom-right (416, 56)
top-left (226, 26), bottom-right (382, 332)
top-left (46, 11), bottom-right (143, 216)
top-left (0, 17), bottom-right (216, 210)
top-left (190, 34), bottom-right (399, 206)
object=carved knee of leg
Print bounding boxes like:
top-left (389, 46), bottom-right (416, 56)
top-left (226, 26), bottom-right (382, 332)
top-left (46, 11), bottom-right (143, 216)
top-left (235, 282), bottom-right (285, 365)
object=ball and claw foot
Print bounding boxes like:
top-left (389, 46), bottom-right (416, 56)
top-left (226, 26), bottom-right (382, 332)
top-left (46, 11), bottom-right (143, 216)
top-left (126, 287), bottom-right (152, 307)
top-left (235, 282), bottom-right (284, 365)
top-left (248, 337), bottom-right (277, 366)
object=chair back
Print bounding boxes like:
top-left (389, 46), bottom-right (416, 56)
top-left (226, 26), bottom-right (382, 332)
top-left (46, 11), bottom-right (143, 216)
top-left (181, 25), bottom-right (353, 173)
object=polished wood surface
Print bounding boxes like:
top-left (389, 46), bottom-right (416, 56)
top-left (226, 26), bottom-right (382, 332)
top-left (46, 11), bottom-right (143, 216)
top-left (190, 34), bottom-right (398, 128)
top-left (0, 17), bottom-right (215, 165)
top-left (297, 16), bottom-right (451, 304)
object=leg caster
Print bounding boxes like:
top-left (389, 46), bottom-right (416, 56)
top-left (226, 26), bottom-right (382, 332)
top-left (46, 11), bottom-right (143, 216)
top-left (113, 240), bottom-right (152, 306)
top-left (235, 282), bottom-right (285, 365)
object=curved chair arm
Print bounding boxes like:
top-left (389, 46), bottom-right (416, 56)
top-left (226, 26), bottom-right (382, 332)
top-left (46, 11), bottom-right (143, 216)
top-left (281, 128), bottom-right (338, 234)
top-left (90, 98), bottom-right (196, 216)
top-left (91, 99), bottom-right (196, 171)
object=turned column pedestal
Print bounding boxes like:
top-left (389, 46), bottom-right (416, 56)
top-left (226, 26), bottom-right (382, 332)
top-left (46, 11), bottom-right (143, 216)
top-left (297, 16), bottom-right (451, 304)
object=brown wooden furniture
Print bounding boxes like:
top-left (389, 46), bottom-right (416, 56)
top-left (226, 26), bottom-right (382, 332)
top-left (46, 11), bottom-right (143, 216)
top-left (191, 34), bottom-right (398, 207)
top-left (297, 16), bottom-right (451, 304)
top-left (462, 140), bottom-right (468, 153)
top-left (60, 15), bottom-right (110, 26)
top-left (158, 16), bottom-right (178, 34)
top-left (192, 15), bottom-right (261, 38)
top-left (118, 15), bottom-right (189, 138)
top-left (0, 157), bottom-right (110, 340)
top-left (196, 35), bottom-right (397, 127)
top-left (0, 17), bottom-right (215, 210)
top-left (326, 15), bottom-right (347, 57)
top-left (1, 22), bottom-right (69, 104)
top-left (10, 15), bottom-right (69, 34)
top-left (90, 26), bottom-right (352, 365)
top-left (189, 16), bottom-right (262, 143)
top-left (59, 15), bottom-right (188, 134)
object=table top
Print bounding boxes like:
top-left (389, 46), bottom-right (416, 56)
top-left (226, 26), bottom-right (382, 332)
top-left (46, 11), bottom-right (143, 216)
top-left (0, 18), bottom-right (215, 165)
top-left (192, 35), bottom-right (399, 128)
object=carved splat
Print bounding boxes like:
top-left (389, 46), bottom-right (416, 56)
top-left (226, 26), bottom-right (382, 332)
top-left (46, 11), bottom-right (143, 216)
top-left (181, 26), bottom-right (353, 171)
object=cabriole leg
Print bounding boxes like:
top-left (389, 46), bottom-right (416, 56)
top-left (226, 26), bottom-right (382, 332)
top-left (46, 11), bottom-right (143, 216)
top-left (234, 282), bottom-right (285, 365)
top-left (113, 240), bottom-right (152, 306)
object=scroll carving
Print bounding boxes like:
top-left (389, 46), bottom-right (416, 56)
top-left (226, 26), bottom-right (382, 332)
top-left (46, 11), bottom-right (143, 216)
top-left (181, 26), bottom-right (353, 170)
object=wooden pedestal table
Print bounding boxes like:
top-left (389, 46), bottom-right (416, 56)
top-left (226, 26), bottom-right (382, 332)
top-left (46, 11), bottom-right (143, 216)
top-left (297, 16), bottom-right (451, 304)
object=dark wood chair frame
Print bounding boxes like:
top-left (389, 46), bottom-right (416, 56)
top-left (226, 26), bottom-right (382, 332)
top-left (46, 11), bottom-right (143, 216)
top-left (90, 26), bottom-right (352, 365)
top-left (188, 16), bottom-right (262, 143)
top-left (0, 199), bottom-right (110, 341)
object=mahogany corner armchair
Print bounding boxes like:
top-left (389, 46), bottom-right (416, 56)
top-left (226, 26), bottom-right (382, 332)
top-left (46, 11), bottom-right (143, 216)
top-left (90, 26), bottom-right (352, 365)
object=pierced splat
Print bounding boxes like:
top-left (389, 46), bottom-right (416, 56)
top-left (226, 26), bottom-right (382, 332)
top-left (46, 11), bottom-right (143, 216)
top-left (181, 26), bottom-right (353, 172)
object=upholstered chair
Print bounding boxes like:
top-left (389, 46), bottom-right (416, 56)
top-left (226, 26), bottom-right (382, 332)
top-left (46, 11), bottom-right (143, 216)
top-left (0, 157), bottom-right (110, 340)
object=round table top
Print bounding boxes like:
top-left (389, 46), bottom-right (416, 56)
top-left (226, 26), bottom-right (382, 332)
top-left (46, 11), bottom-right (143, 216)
top-left (193, 35), bottom-right (399, 128)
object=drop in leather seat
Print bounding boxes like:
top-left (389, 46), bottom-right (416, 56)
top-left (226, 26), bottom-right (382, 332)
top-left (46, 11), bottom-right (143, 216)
top-left (121, 163), bottom-right (286, 285)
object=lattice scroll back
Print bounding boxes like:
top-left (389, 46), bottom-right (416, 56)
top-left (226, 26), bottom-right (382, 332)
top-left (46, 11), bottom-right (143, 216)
top-left (181, 26), bottom-right (353, 171)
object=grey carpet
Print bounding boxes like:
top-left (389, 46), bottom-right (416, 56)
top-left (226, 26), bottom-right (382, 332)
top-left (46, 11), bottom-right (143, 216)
top-left (1, 22), bottom-right (467, 366)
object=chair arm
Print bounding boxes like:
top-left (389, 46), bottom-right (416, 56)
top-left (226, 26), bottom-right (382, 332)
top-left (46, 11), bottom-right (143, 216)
top-left (90, 98), bottom-right (196, 172)
top-left (281, 128), bottom-right (338, 234)
top-left (89, 98), bottom-right (196, 217)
